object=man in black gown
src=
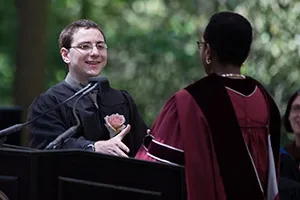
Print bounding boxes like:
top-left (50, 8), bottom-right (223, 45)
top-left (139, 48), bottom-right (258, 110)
top-left (27, 19), bottom-right (148, 157)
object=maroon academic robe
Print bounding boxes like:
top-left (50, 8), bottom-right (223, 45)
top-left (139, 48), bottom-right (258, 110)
top-left (135, 74), bottom-right (280, 200)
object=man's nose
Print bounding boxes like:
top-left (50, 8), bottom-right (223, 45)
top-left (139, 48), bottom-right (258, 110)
top-left (90, 46), bottom-right (100, 56)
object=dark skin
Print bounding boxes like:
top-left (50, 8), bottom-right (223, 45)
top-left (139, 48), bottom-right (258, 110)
top-left (199, 37), bottom-right (245, 79)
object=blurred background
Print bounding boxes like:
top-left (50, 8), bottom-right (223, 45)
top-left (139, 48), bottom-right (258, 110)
top-left (0, 0), bottom-right (299, 145)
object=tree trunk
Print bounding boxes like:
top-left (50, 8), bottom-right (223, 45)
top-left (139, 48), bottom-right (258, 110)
top-left (14, 0), bottom-right (50, 145)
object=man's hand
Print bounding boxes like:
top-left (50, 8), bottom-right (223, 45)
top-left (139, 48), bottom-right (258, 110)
top-left (94, 124), bottom-right (131, 157)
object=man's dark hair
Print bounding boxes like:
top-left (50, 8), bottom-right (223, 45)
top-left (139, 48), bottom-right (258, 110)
top-left (284, 90), bottom-right (300, 132)
top-left (59, 19), bottom-right (106, 49)
top-left (203, 11), bottom-right (252, 66)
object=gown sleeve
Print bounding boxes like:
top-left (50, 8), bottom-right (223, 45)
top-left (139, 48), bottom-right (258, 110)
top-left (135, 95), bottom-right (183, 165)
top-left (27, 92), bottom-right (93, 150)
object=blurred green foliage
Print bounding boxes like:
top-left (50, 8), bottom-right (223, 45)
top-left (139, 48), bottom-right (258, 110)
top-left (0, 0), bottom-right (299, 145)
top-left (0, 0), bottom-right (17, 104)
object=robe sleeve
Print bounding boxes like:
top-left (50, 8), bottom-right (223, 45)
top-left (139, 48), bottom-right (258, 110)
top-left (137, 90), bottom-right (228, 200)
top-left (175, 90), bottom-right (227, 200)
top-left (135, 95), bottom-right (183, 164)
top-left (27, 93), bottom-right (93, 150)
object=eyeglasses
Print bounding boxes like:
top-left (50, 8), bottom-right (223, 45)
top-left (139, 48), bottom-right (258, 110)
top-left (196, 41), bottom-right (206, 50)
top-left (70, 42), bottom-right (108, 52)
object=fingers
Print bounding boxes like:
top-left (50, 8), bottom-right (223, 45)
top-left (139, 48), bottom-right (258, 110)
top-left (116, 141), bottom-right (130, 154)
top-left (107, 150), bottom-right (118, 156)
top-left (116, 124), bottom-right (131, 140)
top-left (94, 125), bottom-right (131, 157)
top-left (94, 139), bottom-right (129, 157)
top-left (113, 147), bottom-right (129, 158)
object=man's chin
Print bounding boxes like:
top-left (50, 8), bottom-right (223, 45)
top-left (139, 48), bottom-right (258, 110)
top-left (86, 70), bottom-right (101, 77)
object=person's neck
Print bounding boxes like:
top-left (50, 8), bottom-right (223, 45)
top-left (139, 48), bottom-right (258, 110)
top-left (69, 73), bottom-right (89, 85)
top-left (211, 64), bottom-right (243, 78)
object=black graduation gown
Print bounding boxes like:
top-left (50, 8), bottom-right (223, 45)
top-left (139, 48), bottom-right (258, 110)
top-left (27, 81), bottom-right (148, 157)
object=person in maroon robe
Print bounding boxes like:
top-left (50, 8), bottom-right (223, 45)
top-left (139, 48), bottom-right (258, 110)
top-left (135, 11), bottom-right (281, 200)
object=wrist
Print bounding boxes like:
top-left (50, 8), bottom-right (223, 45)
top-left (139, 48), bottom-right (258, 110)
top-left (85, 143), bottom-right (95, 152)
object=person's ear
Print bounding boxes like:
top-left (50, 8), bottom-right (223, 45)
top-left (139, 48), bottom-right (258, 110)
top-left (205, 43), bottom-right (212, 65)
top-left (60, 47), bottom-right (70, 64)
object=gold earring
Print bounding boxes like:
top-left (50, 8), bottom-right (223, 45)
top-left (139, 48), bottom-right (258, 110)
top-left (206, 58), bottom-right (211, 64)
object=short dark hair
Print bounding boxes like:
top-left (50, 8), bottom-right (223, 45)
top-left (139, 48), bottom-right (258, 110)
top-left (58, 19), bottom-right (106, 49)
top-left (203, 11), bottom-right (252, 66)
top-left (284, 90), bottom-right (300, 132)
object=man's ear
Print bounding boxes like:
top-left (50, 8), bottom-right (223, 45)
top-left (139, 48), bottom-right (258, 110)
top-left (60, 47), bottom-right (70, 64)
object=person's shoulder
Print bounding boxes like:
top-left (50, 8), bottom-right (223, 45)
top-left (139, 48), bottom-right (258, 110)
top-left (44, 81), bottom-right (73, 96)
top-left (103, 87), bottom-right (128, 97)
top-left (174, 88), bottom-right (194, 101)
top-left (175, 89), bottom-right (190, 97)
top-left (30, 81), bottom-right (72, 107)
top-left (245, 76), bottom-right (267, 90)
top-left (246, 76), bottom-right (277, 99)
top-left (119, 89), bottom-right (133, 99)
top-left (100, 87), bottom-right (131, 105)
